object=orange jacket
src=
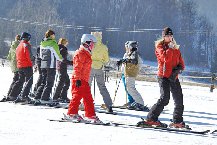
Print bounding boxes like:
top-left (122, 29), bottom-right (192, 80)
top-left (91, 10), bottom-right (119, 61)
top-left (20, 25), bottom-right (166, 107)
top-left (72, 45), bottom-right (92, 82)
top-left (155, 42), bottom-right (185, 78)
top-left (16, 40), bottom-right (33, 69)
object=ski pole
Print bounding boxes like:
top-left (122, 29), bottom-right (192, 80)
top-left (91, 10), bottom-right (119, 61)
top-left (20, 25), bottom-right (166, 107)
top-left (112, 74), bottom-right (122, 104)
top-left (52, 71), bottom-right (59, 98)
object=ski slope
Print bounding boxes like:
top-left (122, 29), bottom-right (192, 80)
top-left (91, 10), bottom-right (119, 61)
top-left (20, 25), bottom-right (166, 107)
top-left (0, 66), bottom-right (216, 145)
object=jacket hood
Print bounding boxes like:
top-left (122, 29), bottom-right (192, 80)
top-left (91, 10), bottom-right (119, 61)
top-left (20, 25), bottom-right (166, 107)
top-left (40, 38), bottom-right (57, 47)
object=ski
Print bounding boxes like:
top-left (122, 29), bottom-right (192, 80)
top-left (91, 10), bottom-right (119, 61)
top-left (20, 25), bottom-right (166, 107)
top-left (97, 110), bottom-right (118, 115)
top-left (53, 103), bottom-right (69, 108)
top-left (112, 106), bottom-right (149, 112)
top-left (211, 130), bottom-right (217, 134)
top-left (48, 117), bottom-right (210, 135)
top-left (21, 100), bottom-right (59, 107)
top-left (111, 121), bottom-right (210, 135)
top-left (48, 118), bottom-right (113, 126)
top-left (112, 105), bottom-right (127, 109)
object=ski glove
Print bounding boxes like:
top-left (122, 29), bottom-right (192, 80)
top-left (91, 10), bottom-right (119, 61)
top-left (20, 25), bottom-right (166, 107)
top-left (116, 59), bottom-right (123, 66)
top-left (117, 59), bottom-right (130, 66)
top-left (169, 64), bottom-right (183, 82)
top-left (75, 80), bottom-right (81, 88)
top-left (131, 47), bottom-right (137, 52)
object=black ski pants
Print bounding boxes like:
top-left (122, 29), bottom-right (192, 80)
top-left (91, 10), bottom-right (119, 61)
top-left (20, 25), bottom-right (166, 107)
top-left (35, 68), bottom-right (56, 101)
top-left (147, 77), bottom-right (184, 123)
top-left (7, 71), bottom-right (19, 96)
top-left (52, 68), bottom-right (70, 100)
top-left (9, 67), bottom-right (33, 99)
top-left (33, 65), bottom-right (42, 96)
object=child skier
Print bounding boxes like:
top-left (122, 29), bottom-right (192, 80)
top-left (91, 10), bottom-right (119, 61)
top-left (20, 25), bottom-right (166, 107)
top-left (89, 31), bottom-right (113, 113)
top-left (65, 34), bottom-right (102, 123)
top-left (34, 30), bottom-right (62, 103)
top-left (1, 35), bottom-right (20, 102)
top-left (117, 41), bottom-right (149, 111)
top-left (53, 38), bottom-right (72, 103)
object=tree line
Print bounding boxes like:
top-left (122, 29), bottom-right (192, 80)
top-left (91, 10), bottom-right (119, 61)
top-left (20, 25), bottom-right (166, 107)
top-left (0, 0), bottom-right (216, 72)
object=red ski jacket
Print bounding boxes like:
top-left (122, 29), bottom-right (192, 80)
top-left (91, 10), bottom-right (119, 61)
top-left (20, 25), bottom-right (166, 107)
top-left (155, 41), bottom-right (185, 78)
top-left (16, 40), bottom-right (33, 69)
top-left (72, 45), bottom-right (92, 82)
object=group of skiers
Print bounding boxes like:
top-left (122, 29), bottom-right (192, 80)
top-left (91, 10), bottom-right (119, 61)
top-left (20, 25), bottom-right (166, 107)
top-left (1, 26), bottom-right (187, 128)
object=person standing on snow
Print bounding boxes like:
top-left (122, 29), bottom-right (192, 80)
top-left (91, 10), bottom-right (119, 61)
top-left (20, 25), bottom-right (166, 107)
top-left (142, 27), bottom-right (186, 128)
top-left (117, 41), bottom-right (149, 111)
top-left (34, 30), bottom-right (62, 103)
top-left (9, 32), bottom-right (34, 102)
top-left (119, 41), bottom-right (135, 107)
top-left (65, 34), bottom-right (102, 123)
top-left (88, 31), bottom-right (113, 113)
top-left (52, 38), bottom-right (72, 103)
top-left (1, 35), bottom-right (21, 102)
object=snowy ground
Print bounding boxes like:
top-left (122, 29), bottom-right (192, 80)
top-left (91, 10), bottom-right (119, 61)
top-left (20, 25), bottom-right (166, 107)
top-left (0, 66), bottom-right (217, 145)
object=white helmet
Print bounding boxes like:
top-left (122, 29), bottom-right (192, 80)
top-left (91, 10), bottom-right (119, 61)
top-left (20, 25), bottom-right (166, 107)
top-left (125, 41), bottom-right (129, 47)
top-left (81, 34), bottom-right (97, 44)
top-left (127, 41), bottom-right (138, 49)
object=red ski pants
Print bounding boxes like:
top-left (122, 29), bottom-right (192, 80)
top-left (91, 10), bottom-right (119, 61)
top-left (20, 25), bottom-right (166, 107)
top-left (67, 79), bottom-right (95, 117)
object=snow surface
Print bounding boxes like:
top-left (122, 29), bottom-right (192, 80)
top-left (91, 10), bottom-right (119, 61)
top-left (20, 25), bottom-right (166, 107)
top-left (0, 66), bottom-right (217, 145)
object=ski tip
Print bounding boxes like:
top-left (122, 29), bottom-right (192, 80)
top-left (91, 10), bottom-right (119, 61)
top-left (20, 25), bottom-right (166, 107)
top-left (211, 130), bottom-right (217, 134)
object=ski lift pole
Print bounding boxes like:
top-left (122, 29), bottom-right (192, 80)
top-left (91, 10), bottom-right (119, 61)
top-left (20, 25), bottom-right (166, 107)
top-left (210, 73), bottom-right (216, 92)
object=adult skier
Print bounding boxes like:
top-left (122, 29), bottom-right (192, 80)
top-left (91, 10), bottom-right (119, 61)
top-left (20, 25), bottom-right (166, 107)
top-left (65, 34), bottom-right (102, 123)
top-left (89, 31), bottom-right (113, 113)
top-left (142, 27), bottom-right (186, 128)
top-left (1, 35), bottom-right (20, 102)
top-left (53, 38), bottom-right (72, 103)
top-left (9, 32), bottom-right (34, 102)
top-left (34, 30), bottom-right (62, 103)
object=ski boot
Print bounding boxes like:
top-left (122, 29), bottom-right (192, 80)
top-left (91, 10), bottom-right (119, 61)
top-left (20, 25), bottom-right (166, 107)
top-left (100, 104), bottom-right (107, 110)
top-left (106, 106), bottom-right (113, 113)
top-left (0, 96), bottom-right (7, 102)
top-left (63, 113), bottom-right (84, 122)
top-left (85, 116), bottom-right (103, 124)
top-left (128, 102), bottom-right (150, 112)
top-left (169, 122), bottom-right (191, 130)
top-left (1, 96), bottom-right (17, 102)
top-left (137, 118), bottom-right (168, 128)
top-left (60, 98), bottom-right (70, 103)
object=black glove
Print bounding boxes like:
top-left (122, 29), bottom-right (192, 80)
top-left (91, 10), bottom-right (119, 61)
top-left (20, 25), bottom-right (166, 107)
top-left (131, 47), bottom-right (137, 52)
top-left (117, 58), bottom-right (130, 66)
top-left (116, 60), bottom-right (123, 66)
top-left (75, 80), bottom-right (81, 88)
top-left (169, 64), bottom-right (183, 82)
